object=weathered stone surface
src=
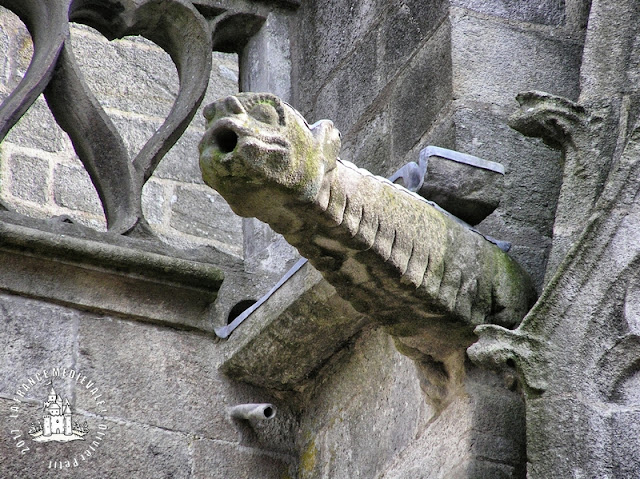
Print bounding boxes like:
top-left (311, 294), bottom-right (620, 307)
top-left (170, 186), bottom-right (243, 253)
top-left (76, 316), bottom-right (240, 442)
top-left (7, 153), bottom-right (49, 203)
top-left (450, 8), bottom-right (583, 109)
top-left (312, 27), bottom-right (381, 135)
top-left (241, 12), bottom-right (291, 101)
top-left (0, 293), bottom-right (76, 401)
top-left (389, 22), bottom-right (452, 159)
top-left (83, 421), bottom-right (193, 479)
top-left (220, 261), bottom-right (368, 390)
top-left (0, 6), bottom-right (33, 91)
top-left (192, 439), bottom-right (293, 479)
top-left (470, 114), bottom-right (640, 477)
top-left (199, 94), bottom-right (536, 356)
top-left (377, 384), bottom-right (524, 479)
top-left (140, 179), bottom-right (167, 226)
top-left (0, 287), bottom-right (298, 478)
top-left (292, 0), bottom-right (449, 122)
top-left (154, 127), bottom-right (207, 184)
top-left (0, 216), bottom-right (223, 329)
top-left (340, 107), bottom-right (393, 175)
top-left (297, 328), bottom-right (431, 479)
top-left (453, 106), bottom-right (562, 290)
top-left (5, 96), bottom-right (72, 154)
top-left (451, 0), bottom-right (566, 25)
top-left (378, 0), bottom-right (449, 81)
top-left (295, 328), bottom-right (525, 479)
top-left (242, 217), bottom-right (300, 277)
top-left (291, 0), bottom-right (381, 104)
top-left (70, 25), bottom-right (178, 119)
top-left (53, 162), bottom-right (103, 215)
top-left (0, 398), bottom-right (194, 478)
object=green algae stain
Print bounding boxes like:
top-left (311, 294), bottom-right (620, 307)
top-left (299, 438), bottom-right (318, 477)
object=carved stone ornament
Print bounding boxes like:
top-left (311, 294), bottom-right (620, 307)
top-left (0, 0), bottom-right (290, 328)
top-left (468, 1), bottom-right (640, 476)
top-left (199, 92), bottom-right (537, 406)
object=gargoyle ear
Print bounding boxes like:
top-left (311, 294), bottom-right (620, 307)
top-left (310, 120), bottom-right (341, 168)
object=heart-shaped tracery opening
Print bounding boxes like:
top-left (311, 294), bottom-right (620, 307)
top-left (0, 0), bottom-right (217, 236)
top-left (0, 2), bottom-right (244, 256)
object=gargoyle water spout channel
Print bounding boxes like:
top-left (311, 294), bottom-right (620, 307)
top-left (200, 92), bottom-right (536, 407)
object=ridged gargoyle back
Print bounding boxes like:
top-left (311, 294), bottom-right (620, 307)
top-left (199, 93), bottom-right (537, 350)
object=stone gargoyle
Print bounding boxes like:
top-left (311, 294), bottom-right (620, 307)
top-left (199, 93), bottom-right (536, 405)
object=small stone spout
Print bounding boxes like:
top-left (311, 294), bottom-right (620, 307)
top-left (228, 403), bottom-right (276, 421)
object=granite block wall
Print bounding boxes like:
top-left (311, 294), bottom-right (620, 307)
top-left (286, 1), bottom-right (589, 477)
top-left (0, 292), bottom-right (296, 478)
top-left (0, 1), bottom-right (593, 477)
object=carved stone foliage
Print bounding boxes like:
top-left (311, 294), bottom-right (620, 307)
top-left (469, 120), bottom-right (640, 476)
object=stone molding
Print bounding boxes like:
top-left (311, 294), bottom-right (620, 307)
top-left (0, 0), bottom-right (297, 328)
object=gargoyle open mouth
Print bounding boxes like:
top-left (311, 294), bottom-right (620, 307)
top-left (211, 127), bottom-right (238, 154)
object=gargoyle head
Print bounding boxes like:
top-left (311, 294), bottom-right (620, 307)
top-left (199, 93), bottom-right (341, 218)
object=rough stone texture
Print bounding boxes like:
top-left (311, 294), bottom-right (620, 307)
top-left (0, 8), bottom-right (243, 255)
top-left (199, 93), bottom-right (536, 339)
top-left (220, 261), bottom-right (368, 390)
top-left (293, 1), bottom-right (451, 174)
top-left (192, 440), bottom-right (293, 479)
top-left (294, 329), bottom-right (525, 479)
top-left (0, 213), bottom-right (224, 329)
top-left (0, 292), bottom-right (297, 477)
top-left (7, 153), bottom-right (49, 203)
top-left (200, 91), bottom-right (536, 476)
top-left (0, 293), bottom-right (76, 401)
top-left (53, 162), bottom-right (103, 215)
top-left (76, 315), bottom-right (241, 442)
top-left (296, 329), bottom-right (432, 479)
top-left (450, 8), bottom-right (583, 109)
top-left (170, 186), bottom-right (243, 255)
top-left (4, 0), bottom-right (629, 477)
top-left (70, 24), bottom-right (179, 119)
top-left (454, 107), bottom-right (562, 290)
top-left (468, 1), bottom-right (640, 471)
top-left (450, 0), bottom-right (566, 25)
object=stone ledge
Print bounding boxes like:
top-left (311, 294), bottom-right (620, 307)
top-left (0, 214), bottom-right (224, 330)
top-left (220, 261), bottom-right (369, 391)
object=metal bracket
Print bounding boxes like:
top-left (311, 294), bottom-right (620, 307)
top-left (214, 257), bottom-right (308, 339)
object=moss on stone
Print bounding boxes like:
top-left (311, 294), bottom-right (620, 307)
top-left (299, 437), bottom-right (318, 476)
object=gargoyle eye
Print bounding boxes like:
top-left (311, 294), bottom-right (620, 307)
top-left (249, 103), bottom-right (280, 126)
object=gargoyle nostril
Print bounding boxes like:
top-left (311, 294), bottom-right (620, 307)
top-left (214, 128), bottom-right (238, 153)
